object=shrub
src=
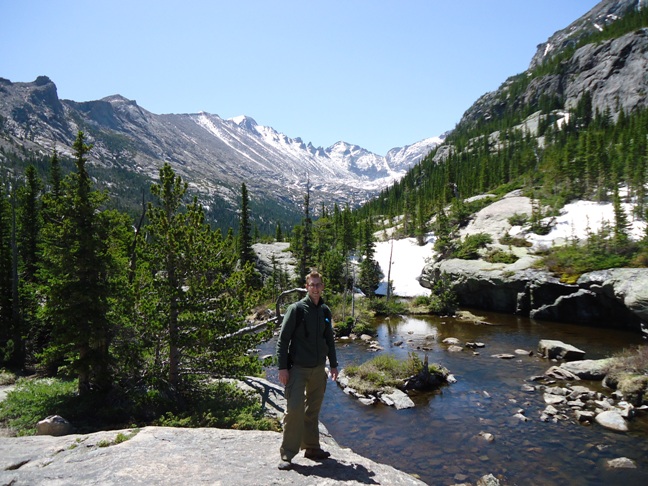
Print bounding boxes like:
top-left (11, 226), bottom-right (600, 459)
top-left (499, 232), bottom-right (532, 247)
top-left (153, 380), bottom-right (280, 431)
top-left (335, 316), bottom-right (355, 337)
top-left (351, 320), bottom-right (376, 337)
top-left (411, 295), bottom-right (430, 307)
top-left (368, 298), bottom-right (407, 316)
top-left (454, 233), bottom-right (492, 260)
top-left (604, 345), bottom-right (648, 405)
top-left (508, 213), bottom-right (529, 226)
top-left (428, 273), bottom-right (458, 315)
top-left (542, 241), bottom-right (632, 276)
top-left (485, 248), bottom-right (519, 264)
top-left (0, 378), bottom-right (77, 435)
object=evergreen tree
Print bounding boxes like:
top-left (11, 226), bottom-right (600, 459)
top-left (0, 187), bottom-right (14, 366)
top-left (15, 166), bottom-right (43, 367)
top-left (39, 132), bottom-right (117, 393)
top-left (357, 219), bottom-right (382, 297)
top-left (275, 222), bottom-right (283, 242)
top-left (613, 186), bottom-right (630, 249)
top-left (137, 163), bottom-right (263, 389)
top-left (238, 183), bottom-right (255, 267)
top-left (297, 180), bottom-right (313, 285)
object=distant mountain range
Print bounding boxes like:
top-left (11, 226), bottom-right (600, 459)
top-left (0, 76), bottom-right (442, 229)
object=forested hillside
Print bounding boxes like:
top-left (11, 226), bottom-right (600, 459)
top-left (355, 5), bottom-right (648, 257)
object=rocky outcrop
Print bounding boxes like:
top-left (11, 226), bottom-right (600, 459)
top-left (529, 0), bottom-right (648, 71)
top-left (419, 191), bottom-right (648, 334)
top-left (0, 377), bottom-right (425, 485)
top-left (0, 426), bottom-right (425, 486)
top-left (461, 1), bottom-right (648, 133)
top-left (421, 257), bottom-right (648, 333)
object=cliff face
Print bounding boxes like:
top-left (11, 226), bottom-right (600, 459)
top-left (529, 0), bottom-right (648, 70)
top-left (459, 0), bottom-right (648, 132)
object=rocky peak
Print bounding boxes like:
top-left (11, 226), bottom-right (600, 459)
top-left (458, 2), bottom-right (648, 132)
top-left (529, 0), bottom-right (648, 70)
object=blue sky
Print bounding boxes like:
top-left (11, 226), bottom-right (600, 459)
top-left (1, 1), bottom-right (601, 155)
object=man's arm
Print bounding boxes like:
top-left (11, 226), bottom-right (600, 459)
top-left (276, 305), bottom-right (297, 384)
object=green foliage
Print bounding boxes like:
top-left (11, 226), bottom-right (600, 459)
top-left (134, 163), bottom-right (267, 389)
top-left (499, 232), bottom-right (532, 247)
top-left (334, 316), bottom-right (355, 337)
top-left (368, 298), bottom-right (407, 317)
top-left (605, 345), bottom-right (648, 405)
top-left (0, 189), bottom-right (14, 368)
top-left (153, 380), bottom-right (279, 431)
top-left (427, 273), bottom-right (458, 315)
top-left (0, 377), bottom-right (279, 436)
top-left (485, 248), bottom-right (519, 264)
top-left (0, 378), bottom-right (77, 435)
top-left (38, 131), bottom-right (125, 393)
top-left (542, 237), bottom-right (634, 278)
top-left (508, 213), bottom-right (529, 226)
top-left (454, 233), bottom-right (492, 260)
top-left (351, 319), bottom-right (376, 336)
top-left (238, 183), bottom-right (254, 267)
top-left (0, 369), bottom-right (17, 386)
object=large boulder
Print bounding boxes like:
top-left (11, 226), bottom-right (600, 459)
top-left (595, 410), bottom-right (629, 432)
top-left (559, 359), bottom-right (614, 380)
top-left (36, 415), bottom-right (72, 437)
top-left (538, 340), bottom-right (586, 361)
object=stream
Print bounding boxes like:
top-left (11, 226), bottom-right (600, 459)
top-left (262, 310), bottom-right (648, 485)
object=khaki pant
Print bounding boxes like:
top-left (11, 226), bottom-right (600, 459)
top-left (280, 364), bottom-right (327, 461)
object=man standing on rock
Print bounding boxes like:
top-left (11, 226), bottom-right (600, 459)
top-left (276, 269), bottom-right (339, 470)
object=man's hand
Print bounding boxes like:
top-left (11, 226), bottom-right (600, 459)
top-left (278, 369), bottom-right (290, 386)
top-left (329, 367), bottom-right (338, 381)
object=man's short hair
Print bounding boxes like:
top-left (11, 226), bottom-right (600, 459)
top-left (306, 269), bottom-right (322, 284)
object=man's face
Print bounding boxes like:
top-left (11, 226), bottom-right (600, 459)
top-left (306, 277), bottom-right (324, 301)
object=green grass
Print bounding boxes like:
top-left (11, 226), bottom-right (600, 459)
top-left (344, 353), bottom-right (428, 395)
top-left (0, 377), bottom-right (280, 436)
top-left (604, 345), bottom-right (648, 406)
top-left (0, 378), bottom-right (78, 435)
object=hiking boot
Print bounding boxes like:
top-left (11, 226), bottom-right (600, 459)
top-left (304, 448), bottom-right (331, 460)
top-left (277, 459), bottom-right (292, 470)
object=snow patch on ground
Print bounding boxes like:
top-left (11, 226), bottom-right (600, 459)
top-left (374, 194), bottom-right (647, 298)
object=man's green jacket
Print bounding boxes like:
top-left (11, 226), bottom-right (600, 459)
top-left (276, 295), bottom-right (338, 370)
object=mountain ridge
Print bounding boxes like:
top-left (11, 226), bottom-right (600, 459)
top-left (0, 75), bottom-right (442, 230)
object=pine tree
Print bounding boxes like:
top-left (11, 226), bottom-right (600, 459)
top-left (14, 166), bottom-right (43, 367)
top-left (275, 222), bottom-right (283, 242)
top-left (0, 187), bottom-right (14, 366)
top-left (238, 183), bottom-right (255, 267)
top-left (357, 219), bottom-right (382, 297)
top-left (297, 179), bottom-right (313, 285)
top-left (138, 163), bottom-right (264, 389)
top-left (39, 132), bottom-right (116, 394)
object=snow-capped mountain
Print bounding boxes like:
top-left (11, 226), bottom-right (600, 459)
top-left (0, 76), bottom-right (443, 227)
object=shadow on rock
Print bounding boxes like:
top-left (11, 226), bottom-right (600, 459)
top-left (292, 459), bottom-right (380, 484)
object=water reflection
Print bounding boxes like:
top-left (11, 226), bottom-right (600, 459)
top-left (263, 311), bottom-right (648, 485)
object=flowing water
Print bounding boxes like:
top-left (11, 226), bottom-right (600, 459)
top-left (262, 311), bottom-right (648, 485)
